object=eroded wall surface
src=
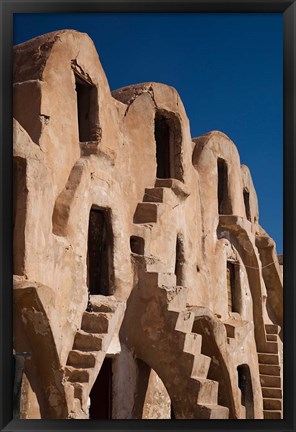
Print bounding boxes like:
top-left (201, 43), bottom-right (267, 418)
top-left (13, 30), bottom-right (283, 420)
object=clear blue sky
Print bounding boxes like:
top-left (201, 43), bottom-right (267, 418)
top-left (14, 13), bottom-right (283, 253)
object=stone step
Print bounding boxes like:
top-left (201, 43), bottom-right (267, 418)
top-left (81, 312), bottom-right (112, 334)
top-left (146, 272), bottom-right (176, 288)
top-left (266, 334), bottom-right (277, 342)
top-left (259, 363), bottom-right (280, 376)
top-left (263, 410), bottom-right (282, 419)
top-left (143, 187), bottom-right (164, 203)
top-left (90, 295), bottom-right (118, 313)
top-left (258, 353), bottom-right (279, 365)
top-left (263, 398), bottom-right (282, 411)
top-left (263, 341), bottom-right (278, 354)
top-left (261, 387), bottom-right (282, 399)
top-left (73, 330), bottom-right (104, 352)
top-left (224, 323), bottom-right (235, 338)
top-left (191, 354), bottom-right (212, 379)
top-left (133, 202), bottom-right (158, 224)
top-left (71, 382), bottom-right (89, 409)
top-left (175, 310), bottom-right (195, 333)
top-left (183, 332), bottom-right (202, 355)
top-left (166, 285), bottom-right (188, 311)
top-left (196, 379), bottom-right (219, 405)
top-left (65, 366), bottom-right (90, 383)
top-left (260, 374), bottom-right (281, 388)
top-left (265, 324), bottom-right (280, 335)
top-left (67, 350), bottom-right (97, 368)
top-left (195, 404), bottom-right (229, 419)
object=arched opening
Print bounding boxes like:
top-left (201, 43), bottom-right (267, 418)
top-left (175, 235), bottom-right (184, 286)
top-left (89, 357), bottom-right (113, 419)
top-left (87, 207), bottom-right (114, 296)
top-left (237, 364), bottom-right (254, 419)
top-left (74, 72), bottom-right (98, 142)
top-left (192, 317), bottom-right (236, 418)
top-left (217, 158), bottom-right (231, 214)
top-left (154, 111), bottom-right (183, 181)
top-left (133, 359), bottom-right (172, 419)
top-left (243, 188), bottom-right (251, 222)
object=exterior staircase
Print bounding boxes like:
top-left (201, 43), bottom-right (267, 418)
top-left (64, 296), bottom-right (125, 418)
top-left (131, 182), bottom-right (229, 419)
top-left (258, 324), bottom-right (282, 419)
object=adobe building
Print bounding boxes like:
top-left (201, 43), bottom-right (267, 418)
top-left (12, 30), bottom-right (283, 420)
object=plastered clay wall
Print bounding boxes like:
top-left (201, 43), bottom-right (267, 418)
top-left (13, 30), bottom-right (283, 420)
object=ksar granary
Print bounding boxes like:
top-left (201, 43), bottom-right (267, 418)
top-left (13, 30), bottom-right (283, 420)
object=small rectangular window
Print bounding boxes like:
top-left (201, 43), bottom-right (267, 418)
top-left (75, 74), bottom-right (97, 142)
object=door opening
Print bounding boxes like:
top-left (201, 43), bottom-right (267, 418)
top-left (237, 364), bottom-right (254, 419)
top-left (87, 207), bottom-right (113, 296)
top-left (89, 357), bottom-right (113, 419)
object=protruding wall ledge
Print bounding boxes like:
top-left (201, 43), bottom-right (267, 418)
top-left (155, 178), bottom-right (190, 199)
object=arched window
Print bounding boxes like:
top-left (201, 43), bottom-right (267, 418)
top-left (154, 111), bottom-right (183, 181)
top-left (74, 72), bottom-right (98, 142)
top-left (217, 158), bottom-right (231, 214)
top-left (243, 187), bottom-right (251, 222)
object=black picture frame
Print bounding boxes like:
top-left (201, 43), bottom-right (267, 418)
top-left (0, 1), bottom-right (295, 431)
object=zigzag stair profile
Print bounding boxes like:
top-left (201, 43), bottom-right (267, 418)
top-left (64, 298), bottom-right (123, 417)
top-left (147, 274), bottom-right (228, 418)
top-left (257, 324), bottom-right (282, 419)
top-left (132, 185), bottom-right (228, 419)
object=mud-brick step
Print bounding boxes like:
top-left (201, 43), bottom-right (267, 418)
top-left (191, 354), bottom-right (211, 379)
top-left (263, 398), bottom-right (282, 411)
top-left (258, 353), bottom-right (279, 365)
top-left (133, 203), bottom-right (159, 224)
top-left (175, 310), bottom-right (195, 333)
top-left (73, 330), bottom-right (105, 351)
top-left (65, 366), bottom-right (90, 383)
top-left (263, 410), bottom-right (282, 419)
top-left (259, 363), bottom-right (280, 376)
top-left (183, 332), bottom-right (202, 355)
top-left (195, 404), bottom-right (229, 419)
top-left (266, 334), bottom-right (277, 342)
top-left (67, 350), bottom-right (97, 368)
top-left (81, 312), bottom-right (112, 333)
top-left (260, 374), bottom-right (281, 388)
top-left (261, 387), bottom-right (282, 399)
top-left (143, 187), bottom-right (164, 203)
top-left (265, 324), bottom-right (280, 335)
top-left (196, 379), bottom-right (219, 405)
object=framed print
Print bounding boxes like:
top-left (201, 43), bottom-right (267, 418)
top-left (0, 1), bottom-right (295, 432)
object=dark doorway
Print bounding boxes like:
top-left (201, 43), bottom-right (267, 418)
top-left (155, 113), bottom-right (171, 179)
top-left (75, 74), bottom-right (97, 142)
top-left (243, 188), bottom-right (251, 222)
top-left (175, 235), bottom-right (183, 286)
top-left (87, 207), bottom-right (113, 296)
top-left (237, 364), bottom-right (254, 419)
top-left (89, 358), bottom-right (113, 419)
top-left (217, 158), bottom-right (230, 214)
